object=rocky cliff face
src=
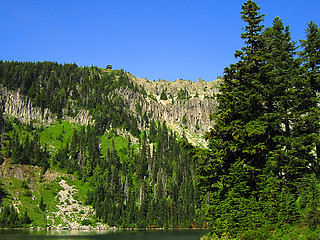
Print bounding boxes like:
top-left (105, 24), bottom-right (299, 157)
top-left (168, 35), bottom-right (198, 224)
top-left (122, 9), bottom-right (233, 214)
top-left (117, 87), bottom-right (217, 133)
top-left (120, 75), bottom-right (221, 146)
top-left (133, 76), bottom-right (220, 100)
top-left (0, 86), bottom-right (56, 125)
top-left (0, 86), bottom-right (93, 126)
top-left (0, 75), bottom-right (221, 147)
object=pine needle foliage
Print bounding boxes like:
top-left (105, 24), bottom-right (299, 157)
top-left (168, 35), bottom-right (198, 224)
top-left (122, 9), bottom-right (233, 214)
top-left (199, 0), bottom-right (320, 237)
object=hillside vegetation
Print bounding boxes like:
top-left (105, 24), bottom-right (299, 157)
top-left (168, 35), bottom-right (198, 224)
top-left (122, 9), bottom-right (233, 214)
top-left (0, 61), bottom-right (205, 229)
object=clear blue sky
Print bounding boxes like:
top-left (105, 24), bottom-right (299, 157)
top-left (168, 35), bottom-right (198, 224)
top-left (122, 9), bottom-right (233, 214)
top-left (1, 0), bottom-right (319, 82)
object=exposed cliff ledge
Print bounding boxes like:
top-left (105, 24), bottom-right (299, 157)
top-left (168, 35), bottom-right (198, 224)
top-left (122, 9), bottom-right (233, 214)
top-left (0, 74), bottom-right (221, 147)
top-left (64, 109), bottom-right (94, 126)
top-left (0, 86), bottom-right (93, 126)
top-left (0, 86), bottom-right (56, 124)
top-left (130, 75), bottom-right (221, 100)
top-left (117, 87), bottom-right (217, 133)
top-left (130, 76), bottom-right (220, 131)
top-left (117, 76), bottom-right (221, 146)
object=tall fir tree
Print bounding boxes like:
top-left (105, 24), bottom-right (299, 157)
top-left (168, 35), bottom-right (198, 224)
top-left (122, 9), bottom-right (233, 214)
top-left (261, 17), bottom-right (312, 188)
top-left (299, 21), bottom-right (320, 171)
top-left (0, 104), bottom-right (4, 152)
top-left (256, 17), bottom-right (313, 228)
top-left (204, 1), bottom-right (267, 234)
top-left (201, 1), bottom-right (318, 236)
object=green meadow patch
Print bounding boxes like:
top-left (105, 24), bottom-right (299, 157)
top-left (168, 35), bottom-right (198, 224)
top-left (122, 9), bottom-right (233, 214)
top-left (39, 121), bottom-right (82, 153)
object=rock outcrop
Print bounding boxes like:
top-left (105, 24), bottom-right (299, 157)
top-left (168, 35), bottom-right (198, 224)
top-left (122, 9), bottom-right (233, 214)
top-left (64, 109), bottom-right (94, 126)
top-left (117, 87), bottom-right (217, 133)
top-left (46, 179), bottom-right (108, 230)
top-left (133, 76), bottom-right (220, 100)
top-left (0, 86), bottom-right (93, 126)
top-left (130, 76), bottom-right (220, 132)
top-left (0, 86), bottom-right (56, 125)
top-left (117, 75), bottom-right (221, 146)
top-left (0, 74), bottom-right (221, 147)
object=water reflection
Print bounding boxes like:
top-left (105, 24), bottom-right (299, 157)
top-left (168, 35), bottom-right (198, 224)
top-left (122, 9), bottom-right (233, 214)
top-left (0, 229), bottom-right (208, 240)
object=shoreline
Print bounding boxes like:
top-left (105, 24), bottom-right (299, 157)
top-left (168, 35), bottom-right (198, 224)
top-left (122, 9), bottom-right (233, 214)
top-left (0, 227), bottom-right (208, 231)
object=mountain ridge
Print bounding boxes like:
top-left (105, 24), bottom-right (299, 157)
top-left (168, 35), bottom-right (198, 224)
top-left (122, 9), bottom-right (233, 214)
top-left (0, 63), bottom-right (220, 147)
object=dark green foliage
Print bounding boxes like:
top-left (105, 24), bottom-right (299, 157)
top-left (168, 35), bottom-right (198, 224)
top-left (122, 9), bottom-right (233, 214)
top-left (20, 209), bottom-right (31, 225)
top-left (300, 21), bottom-right (320, 93)
top-left (270, 226), bottom-right (320, 240)
top-left (239, 226), bottom-right (273, 240)
top-left (135, 99), bottom-right (142, 115)
top-left (177, 88), bottom-right (189, 100)
top-left (0, 205), bottom-right (19, 227)
top-left (81, 219), bottom-right (91, 226)
top-left (182, 115), bottom-right (187, 125)
top-left (0, 204), bottom-right (31, 227)
top-left (298, 174), bottom-right (320, 230)
top-left (0, 118), bottom-right (49, 169)
top-left (148, 94), bottom-right (157, 102)
top-left (0, 115), bottom-right (201, 228)
top-left (202, 2), bottom-right (268, 234)
top-left (148, 120), bottom-right (157, 143)
top-left (160, 89), bottom-right (168, 100)
top-left (0, 182), bottom-right (6, 204)
top-left (0, 105), bottom-right (4, 151)
top-left (21, 180), bottom-right (29, 189)
top-left (8, 127), bottom-right (49, 168)
top-left (198, 0), bottom-right (320, 237)
top-left (4, 2), bottom-right (320, 235)
top-left (299, 21), bottom-right (320, 164)
top-left (39, 196), bottom-right (46, 211)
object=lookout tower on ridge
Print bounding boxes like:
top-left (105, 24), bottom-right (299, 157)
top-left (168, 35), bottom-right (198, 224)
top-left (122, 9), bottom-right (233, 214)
top-left (106, 65), bottom-right (112, 70)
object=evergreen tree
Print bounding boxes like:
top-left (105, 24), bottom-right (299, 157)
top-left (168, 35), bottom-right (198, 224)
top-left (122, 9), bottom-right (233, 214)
top-left (199, 1), bottom-right (320, 237)
top-left (149, 120), bottom-right (157, 143)
top-left (20, 209), bottom-right (31, 225)
top-left (39, 196), bottom-right (46, 211)
top-left (204, 2), bottom-right (266, 231)
top-left (261, 17), bottom-right (311, 188)
top-left (0, 181), bottom-right (6, 204)
top-left (0, 205), bottom-right (20, 227)
top-left (200, 0), bottom-right (313, 236)
top-left (299, 21), bottom-right (320, 167)
top-left (160, 89), bottom-right (168, 100)
top-left (182, 115), bottom-right (187, 125)
top-left (298, 174), bottom-right (320, 229)
top-left (0, 104), bottom-right (4, 151)
top-left (300, 21), bottom-right (320, 94)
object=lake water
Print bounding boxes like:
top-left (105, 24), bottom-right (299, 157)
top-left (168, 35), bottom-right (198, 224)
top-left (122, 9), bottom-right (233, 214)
top-left (0, 229), bottom-right (208, 240)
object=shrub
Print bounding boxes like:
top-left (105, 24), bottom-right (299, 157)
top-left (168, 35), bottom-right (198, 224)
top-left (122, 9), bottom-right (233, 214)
top-left (81, 219), bottom-right (91, 226)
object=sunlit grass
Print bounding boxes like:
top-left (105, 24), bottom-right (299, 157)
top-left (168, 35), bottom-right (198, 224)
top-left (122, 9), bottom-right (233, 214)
top-left (39, 121), bottom-right (82, 153)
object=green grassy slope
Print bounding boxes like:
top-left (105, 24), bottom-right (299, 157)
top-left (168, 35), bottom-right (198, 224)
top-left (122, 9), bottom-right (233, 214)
top-left (0, 119), bottom-right (135, 228)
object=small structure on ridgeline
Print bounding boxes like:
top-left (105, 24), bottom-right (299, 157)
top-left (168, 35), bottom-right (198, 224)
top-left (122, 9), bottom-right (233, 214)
top-left (106, 65), bottom-right (112, 70)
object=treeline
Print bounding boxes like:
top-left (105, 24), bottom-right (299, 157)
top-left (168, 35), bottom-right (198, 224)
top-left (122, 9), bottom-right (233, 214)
top-left (0, 61), bottom-right (141, 137)
top-left (197, 0), bottom-right (320, 239)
